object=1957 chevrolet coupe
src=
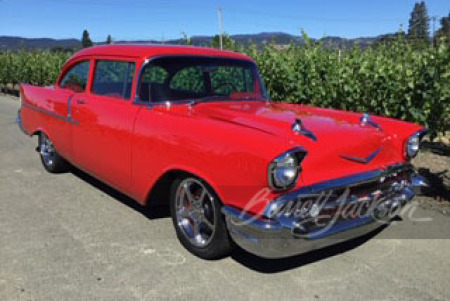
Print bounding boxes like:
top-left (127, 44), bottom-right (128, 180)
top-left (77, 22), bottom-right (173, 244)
top-left (18, 45), bottom-right (428, 259)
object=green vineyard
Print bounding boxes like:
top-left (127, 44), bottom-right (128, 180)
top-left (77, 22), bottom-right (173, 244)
top-left (1, 37), bottom-right (449, 138)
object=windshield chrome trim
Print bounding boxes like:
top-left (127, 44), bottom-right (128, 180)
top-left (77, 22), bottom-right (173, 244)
top-left (133, 55), bottom-right (268, 108)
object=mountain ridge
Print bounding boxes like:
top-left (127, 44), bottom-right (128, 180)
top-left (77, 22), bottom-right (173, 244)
top-left (0, 32), bottom-right (394, 51)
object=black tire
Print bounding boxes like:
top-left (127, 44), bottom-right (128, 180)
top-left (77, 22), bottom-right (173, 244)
top-left (170, 176), bottom-right (231, 259)
top-left (38, 132), bottom-right (70, 173)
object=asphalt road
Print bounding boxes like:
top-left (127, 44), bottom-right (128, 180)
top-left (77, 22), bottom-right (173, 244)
top-left (1, 95), bottom-right (449, 301)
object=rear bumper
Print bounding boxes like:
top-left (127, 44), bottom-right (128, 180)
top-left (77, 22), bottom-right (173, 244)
top-left (16, 109), bottom-right (29, 135)
top-left (222, 164), bottom-right (425, 259)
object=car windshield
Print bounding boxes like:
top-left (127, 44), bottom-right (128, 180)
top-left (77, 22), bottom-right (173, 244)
top-left (138, 56), bottom-right (268, 103)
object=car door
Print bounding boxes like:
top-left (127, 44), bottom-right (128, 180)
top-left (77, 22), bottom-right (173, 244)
top-left (49, 60), bottom-right (91, 160)
top-left (71, 58), bottom-right (140, 193)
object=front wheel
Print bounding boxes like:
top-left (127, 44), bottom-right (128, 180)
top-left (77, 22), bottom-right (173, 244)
top-left (170, 176), bottom-right (231, 259)
top-left (38, 133), bottom-right (70, 173)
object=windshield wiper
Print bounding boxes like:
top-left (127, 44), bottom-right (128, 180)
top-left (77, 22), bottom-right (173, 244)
top-left (187, 95), bottom-right (268, 107)
top-left (187, 95), bottom-right (228, 107)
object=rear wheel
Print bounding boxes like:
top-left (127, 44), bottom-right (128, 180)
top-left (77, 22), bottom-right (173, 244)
top-left (170, 176), bottom-right (231, 259)
top-left (38, 133), bottom-right (69, 173)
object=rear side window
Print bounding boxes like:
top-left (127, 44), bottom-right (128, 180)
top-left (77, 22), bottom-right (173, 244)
top-left (92, 61), bottom-right (135, 99)
top-left (60, 61), bottom-right (90, 92)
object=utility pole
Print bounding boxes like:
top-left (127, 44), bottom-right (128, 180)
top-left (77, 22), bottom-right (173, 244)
top-left (431, 15), bottom-right (437, 37)
top-left (218, 6), bottom-right (223, 50)
top-left (431, 15), bottom-right (437, 46)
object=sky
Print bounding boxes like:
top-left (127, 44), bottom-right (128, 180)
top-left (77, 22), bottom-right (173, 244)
top-left (1, 0), bottom-right (449, 41)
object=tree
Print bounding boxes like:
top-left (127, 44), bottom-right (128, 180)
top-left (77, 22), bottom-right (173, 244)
top-left (81, 30), bottom-right (93, 48)
top-left (180, 32), bottom-right (192, 45)
top-left (210, 33), bottom-right (235, 50)
top-left (408, 1), bottom-right (430, 43)
top-left (106, 35), bottom-right (113, 45)
top-left (434, 13), bottom-right (450, 43)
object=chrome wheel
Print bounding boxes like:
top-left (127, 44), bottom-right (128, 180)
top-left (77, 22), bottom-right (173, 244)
top-left (40, 134), bottom-right (55, 167)
top-left (175, 178), bottom-right (216, 247)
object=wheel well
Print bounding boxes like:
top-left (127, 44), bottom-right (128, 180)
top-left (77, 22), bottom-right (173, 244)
top-left (32, 130), bottom-right (42, 136)
top-left (145, 169), bottom-right (192, 207)
top-left (145, 169), bottom-right (223, 208)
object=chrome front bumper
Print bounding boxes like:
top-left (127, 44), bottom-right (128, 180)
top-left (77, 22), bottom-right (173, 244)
top-left (222, 164), bottom-right (427, 259)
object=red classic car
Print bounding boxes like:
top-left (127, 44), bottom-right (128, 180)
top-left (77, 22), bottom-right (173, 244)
top-left (18, 45), bottom-right (427, 259)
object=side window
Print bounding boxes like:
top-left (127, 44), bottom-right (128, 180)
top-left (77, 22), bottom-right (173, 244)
top-left (60, 61), bottom-right (90, 93)
top-left (139, 65), bottom-right (169, 102)
top-left (92, 61), bottom-right (135, 99)
top-left (170, 67), bottom-right (205, 93)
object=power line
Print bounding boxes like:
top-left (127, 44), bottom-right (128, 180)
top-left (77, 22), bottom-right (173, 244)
top-left (224, 7), bottom-right (404, 23)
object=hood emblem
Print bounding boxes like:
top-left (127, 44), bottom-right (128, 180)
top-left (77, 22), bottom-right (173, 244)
top-left (340, 148), bottom-right (382, 164)
top-left (360, 113), bottom-right (382, 131)
top-left (292, 118), bottom-right (317, 142)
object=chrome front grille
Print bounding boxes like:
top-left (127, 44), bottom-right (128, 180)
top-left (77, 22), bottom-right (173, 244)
top-left (263, 164), bottom-right (415, 237)
top-left (292, 168), bottom-right (414, 234)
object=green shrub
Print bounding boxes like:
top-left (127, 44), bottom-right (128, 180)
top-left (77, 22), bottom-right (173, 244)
top-left (0, 50), bottom-right (70, 89)
top-left (0, 39), bottom-right (448, 139)
top-left (245, 36), bottom-right (449, 139)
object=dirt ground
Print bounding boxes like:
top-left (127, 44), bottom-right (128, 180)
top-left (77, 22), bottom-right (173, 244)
top-left (412, 149), bottom-right (450, 215)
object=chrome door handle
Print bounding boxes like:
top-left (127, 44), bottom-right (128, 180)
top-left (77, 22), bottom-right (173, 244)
top-left (77, 99), bottom-right (86, 104)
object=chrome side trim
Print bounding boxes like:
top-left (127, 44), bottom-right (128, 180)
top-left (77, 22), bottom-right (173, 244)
top-left (22, 102), bottom-right (78, 125)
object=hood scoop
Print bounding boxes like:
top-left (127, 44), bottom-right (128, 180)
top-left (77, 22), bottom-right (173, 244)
top-left (340, 148), bottom-right (382, 164)
top-left (292, 118), bottom-right (317, 142)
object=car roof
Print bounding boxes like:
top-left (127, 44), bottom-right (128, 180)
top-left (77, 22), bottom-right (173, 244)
top-left (71, 44), bottom-right (252, 61)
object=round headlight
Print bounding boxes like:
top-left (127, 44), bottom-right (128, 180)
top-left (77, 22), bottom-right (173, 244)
top-left (268, 150), bottom-right (305, 190)
top-left (406, 133), bottom-right (420, 158)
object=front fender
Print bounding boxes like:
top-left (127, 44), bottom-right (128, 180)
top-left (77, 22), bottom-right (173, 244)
top-left (131, 106), bottom-right (290, 213)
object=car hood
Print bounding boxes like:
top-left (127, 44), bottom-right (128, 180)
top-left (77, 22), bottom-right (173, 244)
top-left (190, 100), bottom-right (406, 185)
